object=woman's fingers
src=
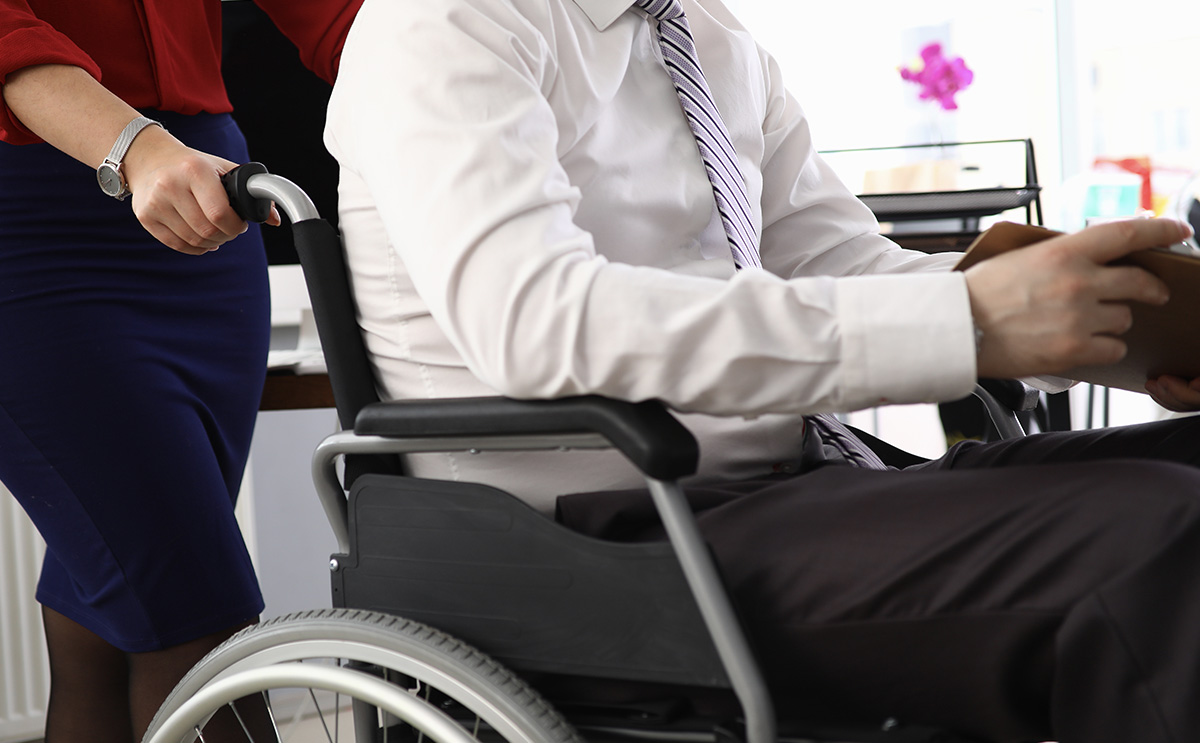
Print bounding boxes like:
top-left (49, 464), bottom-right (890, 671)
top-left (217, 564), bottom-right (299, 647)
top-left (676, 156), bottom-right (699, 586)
top-left (124, 131), bottom-right (250, 254)
top-left (138, 206), bottom-right (225, 255)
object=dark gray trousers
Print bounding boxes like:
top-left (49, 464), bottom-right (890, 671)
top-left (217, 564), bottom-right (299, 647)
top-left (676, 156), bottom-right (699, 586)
top-left (557, 416), bottom-right (1200, 743)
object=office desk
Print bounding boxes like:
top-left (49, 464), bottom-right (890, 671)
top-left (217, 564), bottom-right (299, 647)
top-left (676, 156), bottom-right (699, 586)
top-left (260, 371), bottom-right (336, 411)
top-left (265, 263), bottom-right (335, 412)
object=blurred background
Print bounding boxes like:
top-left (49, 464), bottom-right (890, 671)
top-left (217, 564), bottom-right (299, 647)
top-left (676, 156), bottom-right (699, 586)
top-left (715, 0), bottom-right (1200, 449)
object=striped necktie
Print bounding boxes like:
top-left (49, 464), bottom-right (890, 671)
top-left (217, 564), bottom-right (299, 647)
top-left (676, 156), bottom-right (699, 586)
top-left (806, 409), bottom-right (888, 470)
top-left (635, 0), bottom-right (887, 470)
top-left (634, 0), bottom-right (760, 270)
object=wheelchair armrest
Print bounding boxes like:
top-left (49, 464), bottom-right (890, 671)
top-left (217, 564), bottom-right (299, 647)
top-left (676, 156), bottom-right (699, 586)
top-left (971, 381), bottom-right (1030, 441)
top-left (978, 377), bottom-right (1040, 412)
top-left (354, 395), bottom-right (700, 481)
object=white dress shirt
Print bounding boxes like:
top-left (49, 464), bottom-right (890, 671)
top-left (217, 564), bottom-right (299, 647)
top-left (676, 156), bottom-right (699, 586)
top-left (325, 0), bottom-right (978, 512)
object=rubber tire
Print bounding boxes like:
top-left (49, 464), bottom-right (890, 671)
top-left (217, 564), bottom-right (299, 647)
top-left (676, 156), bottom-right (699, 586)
top-left (144, 608), bottom-right (584, 743)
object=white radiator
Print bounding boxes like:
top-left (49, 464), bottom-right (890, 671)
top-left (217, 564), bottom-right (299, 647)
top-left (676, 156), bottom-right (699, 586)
top-left (0, 484), bottom-right (49, 743)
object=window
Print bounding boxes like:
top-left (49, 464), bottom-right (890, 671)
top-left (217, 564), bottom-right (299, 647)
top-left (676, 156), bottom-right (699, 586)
top-left (721, 1), bottom-right (1200, 441)
top-left (724, 0), bottom-right (1062, 203)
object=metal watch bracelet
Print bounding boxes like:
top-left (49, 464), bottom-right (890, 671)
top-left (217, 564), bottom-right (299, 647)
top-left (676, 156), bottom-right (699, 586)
top-left (97, 116), bottom-right (164, 200)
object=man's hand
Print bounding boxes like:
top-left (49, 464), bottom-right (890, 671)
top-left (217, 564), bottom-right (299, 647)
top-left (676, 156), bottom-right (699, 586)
top-left (964, 218), bottom-right (1192, 380)
top-left (1146, 375), bottom-right (1200, 412)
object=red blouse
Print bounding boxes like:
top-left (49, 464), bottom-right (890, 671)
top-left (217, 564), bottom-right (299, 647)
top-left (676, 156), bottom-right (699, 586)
top-left (0, 0), bottom-right (362, 144)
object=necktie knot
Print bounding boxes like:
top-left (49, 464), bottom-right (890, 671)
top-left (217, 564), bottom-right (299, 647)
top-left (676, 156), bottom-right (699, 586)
top-left (634, 0), bottom-right (683, 22)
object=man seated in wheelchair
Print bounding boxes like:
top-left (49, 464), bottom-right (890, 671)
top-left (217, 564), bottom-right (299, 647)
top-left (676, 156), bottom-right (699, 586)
top-left (322, 0), bottom-right (1200, 741)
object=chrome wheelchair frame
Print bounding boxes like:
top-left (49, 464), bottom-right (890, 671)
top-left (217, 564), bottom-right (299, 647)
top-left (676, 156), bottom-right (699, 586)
top-left (143, 167), bottom-right (1031, 743)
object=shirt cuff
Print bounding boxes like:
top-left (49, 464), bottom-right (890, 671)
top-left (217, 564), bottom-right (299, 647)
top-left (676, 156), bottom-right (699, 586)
top-left (835, 271), bottom-right (978, 409)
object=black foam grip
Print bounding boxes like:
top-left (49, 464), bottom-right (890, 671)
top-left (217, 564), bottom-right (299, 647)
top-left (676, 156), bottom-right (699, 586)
top-left (291, 219), bottom-right (380, 429)
top-left (221, 162), bottom-right (272, 223)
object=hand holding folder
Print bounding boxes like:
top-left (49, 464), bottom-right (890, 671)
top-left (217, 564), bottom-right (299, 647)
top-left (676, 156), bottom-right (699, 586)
top-left (955, 219), bottom-right (1197, 395)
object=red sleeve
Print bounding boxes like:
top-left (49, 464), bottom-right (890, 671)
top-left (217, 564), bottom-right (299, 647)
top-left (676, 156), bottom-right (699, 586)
top-left (252, 0), bottom-right (364, 84)
top-left (0, 1), bottom-right (103, 144)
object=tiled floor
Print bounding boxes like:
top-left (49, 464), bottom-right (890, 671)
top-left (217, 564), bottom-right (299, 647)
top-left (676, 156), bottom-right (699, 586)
top-left (275, 708), bottom-right (353, 743)
top-left (260, 691), bottom-right (352, 743)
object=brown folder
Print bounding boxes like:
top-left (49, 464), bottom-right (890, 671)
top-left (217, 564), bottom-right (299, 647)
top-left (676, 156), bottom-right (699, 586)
top-left (953, 221), bottom-right (1200, 393)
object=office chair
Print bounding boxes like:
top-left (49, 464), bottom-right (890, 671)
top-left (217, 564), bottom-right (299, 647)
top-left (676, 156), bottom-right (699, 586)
top-left (143, 165), bottom-right (1033, 743)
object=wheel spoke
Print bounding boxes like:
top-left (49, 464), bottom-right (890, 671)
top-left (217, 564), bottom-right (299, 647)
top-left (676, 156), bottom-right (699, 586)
top-left (230, 701), bottom-right (256, 742)
top-left (262, 691), bottom-right (283, 743)
top-left (308, 687), bottom-right (337, 743)
top-left (417, 682), bottom-right (433, 743)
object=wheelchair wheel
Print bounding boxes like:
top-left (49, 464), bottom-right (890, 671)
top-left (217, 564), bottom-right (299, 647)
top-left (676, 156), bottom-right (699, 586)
top-left (143, 609), bottom-right (583, 743)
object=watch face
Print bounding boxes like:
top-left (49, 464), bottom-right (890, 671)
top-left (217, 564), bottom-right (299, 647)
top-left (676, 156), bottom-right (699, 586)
top-left (97, 163), bottom-right (125, 198)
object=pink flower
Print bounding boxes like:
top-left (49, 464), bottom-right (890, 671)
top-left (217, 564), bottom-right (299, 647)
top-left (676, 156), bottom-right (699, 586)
top-left (900, 42), bottom-right (974, 111)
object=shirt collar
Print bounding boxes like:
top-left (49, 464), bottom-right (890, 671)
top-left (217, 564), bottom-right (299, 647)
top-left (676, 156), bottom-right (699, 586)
top-left (570, 0), bottom-right (639, 31)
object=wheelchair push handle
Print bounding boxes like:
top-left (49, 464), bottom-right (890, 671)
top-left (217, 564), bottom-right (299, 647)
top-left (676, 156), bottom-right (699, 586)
top-left (221, 162), bottom-right (384, 432)
top-left (221, 162), bottom-right (322, 224)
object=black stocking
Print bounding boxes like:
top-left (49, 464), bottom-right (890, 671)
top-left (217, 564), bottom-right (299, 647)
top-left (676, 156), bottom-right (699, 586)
top-left (42, 606), bottom-right (134, 743)
top-left (128, 620), bottom-right (280, 743)
top-left (42, 607), bottom-right (277, 743)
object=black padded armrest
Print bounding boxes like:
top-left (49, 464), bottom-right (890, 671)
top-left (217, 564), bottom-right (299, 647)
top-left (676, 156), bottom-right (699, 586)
top-left (354, 395), bottom-right (699, 481)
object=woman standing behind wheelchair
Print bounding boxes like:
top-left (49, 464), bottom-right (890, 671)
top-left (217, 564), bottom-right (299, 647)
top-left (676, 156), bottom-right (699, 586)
top-left (0, 1), bottom-right (359, 741)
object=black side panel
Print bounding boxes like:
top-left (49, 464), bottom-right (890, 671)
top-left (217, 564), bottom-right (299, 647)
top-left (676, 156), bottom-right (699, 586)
top-left (334, 474), bottom-right (729, 688)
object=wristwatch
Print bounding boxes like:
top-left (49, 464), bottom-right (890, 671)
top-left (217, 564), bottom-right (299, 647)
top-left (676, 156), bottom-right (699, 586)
top-left (96, 116), bottom-right (163, 200)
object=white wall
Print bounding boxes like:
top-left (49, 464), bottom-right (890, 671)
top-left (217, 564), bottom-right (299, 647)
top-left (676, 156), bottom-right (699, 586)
top-left (246, 408), bottom-right (341, 621)
top-left (0, 488), bottom-right (48, 743)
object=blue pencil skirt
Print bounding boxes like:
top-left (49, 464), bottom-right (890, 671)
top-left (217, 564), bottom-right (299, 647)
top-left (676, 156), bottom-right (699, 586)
top-left (0, 111), bottom-right (270, 652)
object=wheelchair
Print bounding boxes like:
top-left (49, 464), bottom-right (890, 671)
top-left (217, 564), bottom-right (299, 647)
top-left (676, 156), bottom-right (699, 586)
top-left (142, 166), bottom-right (1038, 743)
